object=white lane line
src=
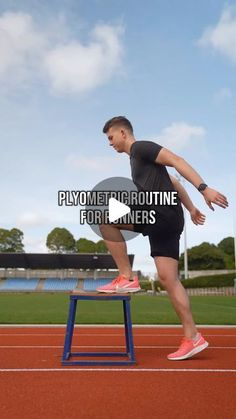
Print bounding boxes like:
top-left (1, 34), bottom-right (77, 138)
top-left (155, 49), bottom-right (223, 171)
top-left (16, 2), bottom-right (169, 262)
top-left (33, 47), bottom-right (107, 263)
top-left (0, 345), bottom-right (235, 349)
top-left (0, 368), bottom-right (236, 373)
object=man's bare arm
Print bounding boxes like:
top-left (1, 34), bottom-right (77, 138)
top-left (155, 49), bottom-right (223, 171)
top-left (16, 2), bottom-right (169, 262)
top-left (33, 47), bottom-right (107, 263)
top-left (170, 175), bottom-right (205, 225)
top-left (156, 148), bottom-right (228, 211)
top-left (170, 176), bottom-right (195, 212)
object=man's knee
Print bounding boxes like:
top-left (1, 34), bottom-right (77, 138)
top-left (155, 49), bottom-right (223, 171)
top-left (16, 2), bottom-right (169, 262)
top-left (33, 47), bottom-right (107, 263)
top-left (99, 223), bottom-right (118, 232)
top-left (99, 223), bottom-right (106, 232)
top-left (158, 272), bottom-right (178, 290)
top-left (99, 223), bottom-right (111, 240)
top-left (154, 257), bottom-right (179, 290)
top-left (100, 223), bottom-right (133, 232)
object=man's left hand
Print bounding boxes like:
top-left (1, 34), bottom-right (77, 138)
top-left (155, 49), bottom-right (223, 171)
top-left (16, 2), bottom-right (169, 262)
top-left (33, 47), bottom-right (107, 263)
top-left (202, 188), bottom-right (228, 211)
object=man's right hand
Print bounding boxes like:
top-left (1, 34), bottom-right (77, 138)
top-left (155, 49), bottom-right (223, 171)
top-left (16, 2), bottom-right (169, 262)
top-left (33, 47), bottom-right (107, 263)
top-left (190, 207), bottom-right (206, 225)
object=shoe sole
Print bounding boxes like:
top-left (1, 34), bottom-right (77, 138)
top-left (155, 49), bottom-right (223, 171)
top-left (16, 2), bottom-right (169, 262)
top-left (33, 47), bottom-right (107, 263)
top-left (167, 341), bottom-right (209, 361)
top-left (97, 287), bottom-right (141, 294)
top-left (116, 287), bottom-right (141, 293)
top-left (96, 289), bottom-right (116, 293)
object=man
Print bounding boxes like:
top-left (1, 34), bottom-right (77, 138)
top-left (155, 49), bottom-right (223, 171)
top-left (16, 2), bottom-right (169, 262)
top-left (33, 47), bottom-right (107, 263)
top-left (96, 116), bottom-right (228, 360)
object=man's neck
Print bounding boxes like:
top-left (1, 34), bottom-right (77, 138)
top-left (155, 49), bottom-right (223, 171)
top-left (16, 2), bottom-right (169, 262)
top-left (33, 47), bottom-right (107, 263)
top-left (124, 138), bottom-right (136, 155)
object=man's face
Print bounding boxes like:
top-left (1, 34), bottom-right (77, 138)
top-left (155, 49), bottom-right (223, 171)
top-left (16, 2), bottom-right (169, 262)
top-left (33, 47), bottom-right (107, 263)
top-left (106, 126), bottom-right (126, 153)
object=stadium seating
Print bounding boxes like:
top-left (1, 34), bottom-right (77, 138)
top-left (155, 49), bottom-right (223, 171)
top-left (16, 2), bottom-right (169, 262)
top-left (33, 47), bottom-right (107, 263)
top-left (0, 278), bottom-right (39, 291)
top-left (83, 278), bottom-right (113, 291)
top-left (0, 277), bottom-right (114, 292)
top-left (43, 278), bottom-right (78, 291)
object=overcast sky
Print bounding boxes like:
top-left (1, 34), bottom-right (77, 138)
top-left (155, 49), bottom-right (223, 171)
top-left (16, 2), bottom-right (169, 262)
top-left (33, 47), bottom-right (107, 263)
top-left (1, 0), bottom-right (235, 273)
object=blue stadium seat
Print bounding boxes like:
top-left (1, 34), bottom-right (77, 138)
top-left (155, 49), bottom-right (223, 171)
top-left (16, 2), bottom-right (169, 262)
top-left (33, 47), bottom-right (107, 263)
top-left (43, 278), bottom-right (78, 291)
top-left (1, 278), bottom-right (39, 291)
top-left (83, 278), bottom-right (113, 291)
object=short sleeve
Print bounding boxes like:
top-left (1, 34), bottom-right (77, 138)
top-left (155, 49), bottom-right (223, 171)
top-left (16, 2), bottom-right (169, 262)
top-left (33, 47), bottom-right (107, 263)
top-left (130, 141), bottom-right (163, 162)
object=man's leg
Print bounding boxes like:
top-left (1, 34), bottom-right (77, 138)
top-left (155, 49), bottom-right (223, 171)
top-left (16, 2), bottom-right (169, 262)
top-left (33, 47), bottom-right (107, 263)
top-left (99, 223), bottom-right (134, 278)
top-left (97, 223), bottom-right (141, 293)
top-left (154, 256), bottom-right (197, 339)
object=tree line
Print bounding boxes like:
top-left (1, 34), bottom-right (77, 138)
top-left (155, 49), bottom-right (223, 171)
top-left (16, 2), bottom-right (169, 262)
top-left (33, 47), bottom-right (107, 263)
top-left (0, 227), bottom-right (235, 270)
top-left (0, 227), bottom-right (108, 254)
top-left (179, 237), bottom-right (235, 270)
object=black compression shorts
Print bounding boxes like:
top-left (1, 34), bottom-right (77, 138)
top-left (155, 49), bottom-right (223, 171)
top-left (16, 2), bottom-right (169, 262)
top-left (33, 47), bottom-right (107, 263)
top-left (133, 217), bottom-right (184, 261)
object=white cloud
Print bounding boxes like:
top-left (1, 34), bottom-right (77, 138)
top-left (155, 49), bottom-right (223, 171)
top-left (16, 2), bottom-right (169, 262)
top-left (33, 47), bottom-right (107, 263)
top-left (214, 87), bottom-right (232, 103)
top-left (0, 12), bottom-right (46, 83)
top-left (198, 6), bottom-right (236, 63)
top-left (65, 154), bottom-right (126, 171)
top-left (23, 236), bottom-right (48, 253)
top-left (16, 212), bottom-right (49, 227)
top-left (15, 207), bottom-right (81, 228)
top-left (0, 11), bottom-right (124, 93)
top-left (155, 122), bottom-right (206, 151)
top-left (44, 24), bottom-right (124, 93)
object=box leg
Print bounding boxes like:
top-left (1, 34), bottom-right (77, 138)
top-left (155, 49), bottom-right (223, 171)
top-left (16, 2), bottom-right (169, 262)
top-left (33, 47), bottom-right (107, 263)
top-left (62, 298), bottom-right (77, 361)
top-left (123, 299), bottom-right (136, 362)
top-left (123, 299), bottom-right (130, 354)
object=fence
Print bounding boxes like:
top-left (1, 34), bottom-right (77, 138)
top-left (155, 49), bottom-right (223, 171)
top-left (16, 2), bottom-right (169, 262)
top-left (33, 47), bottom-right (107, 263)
top-left (185, 287), bottom-right (235, 296)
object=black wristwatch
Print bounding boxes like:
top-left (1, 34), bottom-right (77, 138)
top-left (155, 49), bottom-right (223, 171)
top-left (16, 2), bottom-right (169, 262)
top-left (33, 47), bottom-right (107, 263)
top-left (198, 183), bottom-right (208, 192)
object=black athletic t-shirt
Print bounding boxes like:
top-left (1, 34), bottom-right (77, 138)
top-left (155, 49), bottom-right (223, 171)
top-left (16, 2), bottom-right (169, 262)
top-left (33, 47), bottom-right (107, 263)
top-left (129, 140), bottom-right (184, 235)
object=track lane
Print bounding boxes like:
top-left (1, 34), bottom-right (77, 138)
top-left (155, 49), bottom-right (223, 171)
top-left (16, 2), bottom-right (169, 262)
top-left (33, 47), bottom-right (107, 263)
top-left (0, 326), bottom-right (235, 419)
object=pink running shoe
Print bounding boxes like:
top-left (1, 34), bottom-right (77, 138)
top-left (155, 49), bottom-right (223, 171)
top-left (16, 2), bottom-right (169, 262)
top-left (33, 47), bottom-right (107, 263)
top-left (96, 275), bottom-right (141, 293)
top-left (116, 276), bottom-right (141, 293)
top-left (167, 333), bottom-right (209, 361)
top-left (96, 275), bottom-right (127, 293)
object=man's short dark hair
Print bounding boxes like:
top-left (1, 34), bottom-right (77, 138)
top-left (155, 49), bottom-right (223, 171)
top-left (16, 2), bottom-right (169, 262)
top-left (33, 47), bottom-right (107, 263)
top-left (103, 116), bottom-right (133, 134)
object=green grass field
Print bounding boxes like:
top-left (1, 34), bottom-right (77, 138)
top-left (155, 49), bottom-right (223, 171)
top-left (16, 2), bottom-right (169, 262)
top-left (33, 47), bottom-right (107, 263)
top-left (0, 293), bottom-right (235, 324)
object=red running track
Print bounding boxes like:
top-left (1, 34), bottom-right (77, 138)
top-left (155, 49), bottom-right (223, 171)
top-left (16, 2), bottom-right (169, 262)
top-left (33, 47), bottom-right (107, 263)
top-left (0, 326), bottom-right (236, 419)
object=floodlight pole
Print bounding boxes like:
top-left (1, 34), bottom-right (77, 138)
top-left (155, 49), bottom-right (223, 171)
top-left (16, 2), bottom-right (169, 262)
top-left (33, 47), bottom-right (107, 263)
top-left (175, 173), bottom-right (188, 279)
top-left (234, 214), bottom-right (236, 272)
top-left (233, 213), bottom-right (236, 293)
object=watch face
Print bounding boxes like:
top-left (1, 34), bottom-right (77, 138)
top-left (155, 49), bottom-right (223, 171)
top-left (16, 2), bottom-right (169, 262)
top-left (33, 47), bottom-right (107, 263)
top-left (199, 183), bottom-right (207, 191)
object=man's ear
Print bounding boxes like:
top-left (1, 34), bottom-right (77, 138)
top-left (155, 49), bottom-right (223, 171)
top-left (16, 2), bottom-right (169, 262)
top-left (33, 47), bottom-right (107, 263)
top-left (121, 129), bottom-right (126, 138)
